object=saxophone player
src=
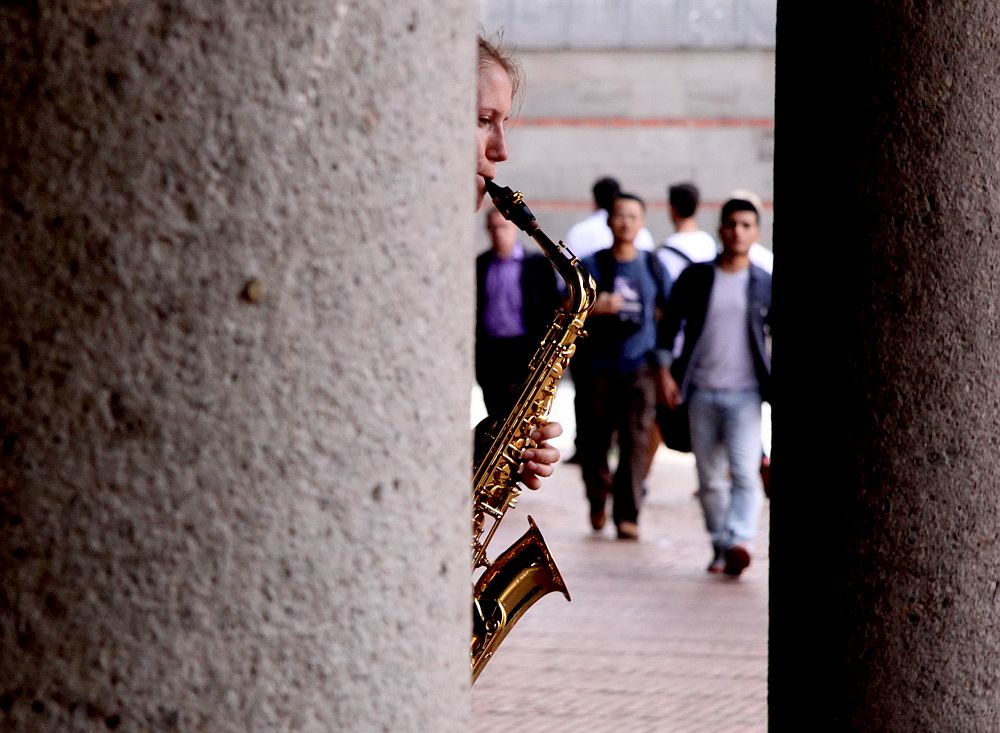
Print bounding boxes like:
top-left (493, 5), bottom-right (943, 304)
top-left (475, 34), bottom-right (562, 489)
top-left (469, 36), bottom-right (598, 682)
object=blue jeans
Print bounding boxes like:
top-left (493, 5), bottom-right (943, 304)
top-left (688, 387), bottom-right (764, 551)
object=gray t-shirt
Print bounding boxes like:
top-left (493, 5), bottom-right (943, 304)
top-left (690, 267), bottom-right (758, 391)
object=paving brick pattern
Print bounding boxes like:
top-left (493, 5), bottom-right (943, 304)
top-left (471, 389), bottom-right (769, 732)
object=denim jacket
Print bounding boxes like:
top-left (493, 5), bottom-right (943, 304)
top-left (657, 261), bottom-right (772, 403)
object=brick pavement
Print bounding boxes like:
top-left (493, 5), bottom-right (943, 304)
top-left (471, 386), bottom-right (769, 732)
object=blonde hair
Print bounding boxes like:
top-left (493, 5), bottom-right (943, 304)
top-left (478, 33), bottom-right (522, 103)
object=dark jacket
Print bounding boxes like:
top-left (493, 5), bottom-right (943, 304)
top-left (658, 261), bottom-right (772, 403)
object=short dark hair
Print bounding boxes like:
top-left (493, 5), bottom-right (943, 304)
top-left (720, 197), bottom-right (759, 224)
top-left (592, 177), bottom-right (621, 212)
top-left (613, 192), bottom-right (646, 211)
top-left (668, 182), bottom-right (700, 219)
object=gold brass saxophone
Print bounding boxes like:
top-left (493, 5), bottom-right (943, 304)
top-left (470, 179), bottom-right (597, 683)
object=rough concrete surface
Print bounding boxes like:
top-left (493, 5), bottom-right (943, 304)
top-left (1, 2), bottom-right (475, 730)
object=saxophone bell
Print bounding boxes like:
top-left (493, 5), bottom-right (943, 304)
top-left (471, 516), bottom-right (570, 684)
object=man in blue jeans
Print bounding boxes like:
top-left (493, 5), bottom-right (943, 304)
top-left (656, 197), bottom-right (771, 576)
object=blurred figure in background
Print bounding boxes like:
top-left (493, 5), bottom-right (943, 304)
top-left (564, 176), bottom-right (653, 465)
top-left (578, 194), bottom-right (670, 540)
top-left (476, 207), bottom-right (560, 415)
top-left (565, 176), bottom-right (655, 259)
top-left (728, 188), bottom-right (774, 274)
top-left (657, 181), bottom-right (718, 282)
top-left (727, 189), bottom-right (773, 495)
top-left (656, 196), bottom-right (771, 577)
top-left (645, 181), bottom-right (718, 472)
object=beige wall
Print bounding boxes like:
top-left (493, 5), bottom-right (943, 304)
top-left (475, 46), bottom-right (775, 254)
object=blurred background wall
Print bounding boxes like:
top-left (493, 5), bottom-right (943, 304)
top-left (477, 0), bottom-right (775, 252)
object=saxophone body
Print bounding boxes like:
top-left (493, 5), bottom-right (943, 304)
top-left (471, 179), bottom-right (597, 683)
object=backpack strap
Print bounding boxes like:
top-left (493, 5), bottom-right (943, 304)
top-left (594, 248), bottom-right (617, 294)
top-left (659, 244), bottom-right (694, 264)
top-left (596, 248), bottom-right (670, 297)
top-left (644, 249), bottom-right (669, 296)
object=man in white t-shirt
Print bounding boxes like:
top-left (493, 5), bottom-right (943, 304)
top-left (565, 176), bottom-right (654, 260)
top-left (645, 182), bottom-right (718, 475)
top-left (656, 197), bottom-right (772, 578)
top-left (656, 181), bottom-right (718, 282)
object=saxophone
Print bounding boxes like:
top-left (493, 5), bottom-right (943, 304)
top-left (470, 179), bottom-right (597, 683)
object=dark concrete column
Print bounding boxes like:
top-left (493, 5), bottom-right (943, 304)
top-left (771, 3), bottom-right (1000, 730)
top-left (0, 2), bottom-right (475, 730)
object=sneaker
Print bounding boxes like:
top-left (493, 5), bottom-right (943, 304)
top-left (707, 546), bottom-right (726, 574)
top-left (616, 521), bottom-right (640, 540)
top-left (723, 545), bottom-right (752, 577)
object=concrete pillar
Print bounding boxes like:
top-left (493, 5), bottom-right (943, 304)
top-left (0, 2), bottom-right (474, 730)
top-left (771, 4), bottom-right (1000, 730)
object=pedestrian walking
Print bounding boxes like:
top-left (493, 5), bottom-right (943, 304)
top-left (656, 196), bottom-right (771, 575)
top-left (579, 193), bottom-right (670, 540)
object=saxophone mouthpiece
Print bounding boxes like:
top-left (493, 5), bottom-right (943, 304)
top-left (485, 179), bottom-right (538, 235)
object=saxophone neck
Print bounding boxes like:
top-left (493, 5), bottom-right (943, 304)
top-left (546, 235), bottom-right (596, 316)
top-left (484, 178), bottom-right (538, 234)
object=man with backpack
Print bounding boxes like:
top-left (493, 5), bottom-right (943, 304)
top-left (644, 181), bottom-right (718, 467)
top-left (656, 181), bottom-right (718, 283)
top-left (578, 194), bottom-right (671, 540)
top-left (564, 176), bottom-right (654, 466)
